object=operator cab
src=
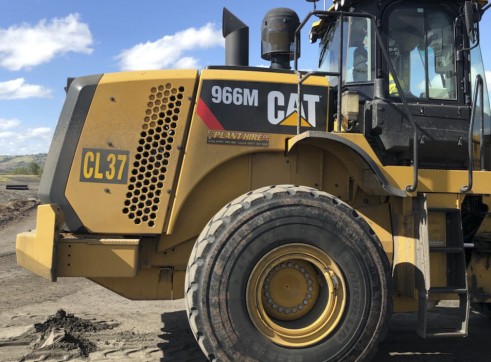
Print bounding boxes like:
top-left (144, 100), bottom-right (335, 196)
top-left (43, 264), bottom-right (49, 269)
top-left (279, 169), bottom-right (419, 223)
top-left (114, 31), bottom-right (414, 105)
top-left (309, 0), bottom-right (490, 169)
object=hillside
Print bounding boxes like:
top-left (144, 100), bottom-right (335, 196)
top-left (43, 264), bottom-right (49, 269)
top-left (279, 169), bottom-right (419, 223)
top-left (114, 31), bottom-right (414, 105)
top-left (0, 154), bottom-right (47, 174)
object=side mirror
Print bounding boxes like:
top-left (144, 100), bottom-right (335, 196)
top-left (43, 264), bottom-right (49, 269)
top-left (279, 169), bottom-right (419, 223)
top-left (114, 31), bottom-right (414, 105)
top-left (464, 1), bottom-right (479, 44)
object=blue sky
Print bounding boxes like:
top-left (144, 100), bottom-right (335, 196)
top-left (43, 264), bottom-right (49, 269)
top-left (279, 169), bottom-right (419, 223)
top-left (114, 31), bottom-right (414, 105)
top-left (0, 0), bottom-right (490, 155)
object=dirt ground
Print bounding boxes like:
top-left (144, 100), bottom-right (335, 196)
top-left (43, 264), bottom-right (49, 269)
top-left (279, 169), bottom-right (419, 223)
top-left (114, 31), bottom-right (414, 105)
top-left (1, 177), bottom-right (491, 361)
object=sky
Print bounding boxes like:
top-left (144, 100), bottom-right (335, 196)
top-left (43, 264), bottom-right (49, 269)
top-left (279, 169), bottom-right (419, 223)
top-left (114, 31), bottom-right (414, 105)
top-left (0, 0), bottom-right (490, 155)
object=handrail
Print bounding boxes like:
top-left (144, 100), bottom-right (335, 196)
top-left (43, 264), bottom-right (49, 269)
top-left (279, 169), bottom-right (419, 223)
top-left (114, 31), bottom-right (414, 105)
top-left (295, 70), bottom-right (340, 135)
top-left (293, 10), bottom-right (419, 193)
top-left (461, 74), bottom-right (484, 192)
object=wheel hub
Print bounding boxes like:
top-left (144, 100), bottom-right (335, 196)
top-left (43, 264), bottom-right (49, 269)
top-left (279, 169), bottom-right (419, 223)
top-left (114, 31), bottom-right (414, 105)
top-left (262, 260), bottom-right (319, 320)
top-left (246, 243), bottom-right (347, 348)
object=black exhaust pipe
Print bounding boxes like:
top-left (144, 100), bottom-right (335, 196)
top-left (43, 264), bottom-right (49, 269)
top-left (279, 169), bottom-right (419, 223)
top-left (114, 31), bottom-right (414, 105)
top-left (223, 8), bottom-right (249, 66)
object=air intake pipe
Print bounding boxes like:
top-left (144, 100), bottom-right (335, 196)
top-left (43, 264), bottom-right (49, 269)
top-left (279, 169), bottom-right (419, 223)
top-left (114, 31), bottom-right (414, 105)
top-left (223, 8), bottom-right (249, 66)
top-left (261, 8), bottom-right (300, 70)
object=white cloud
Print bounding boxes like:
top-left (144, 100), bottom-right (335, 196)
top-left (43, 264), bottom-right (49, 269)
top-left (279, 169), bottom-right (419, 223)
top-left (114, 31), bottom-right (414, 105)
top-left (174, 57), bottom-right (199, 69)
top-left (0, 119), bottom-right (52, 154)
top-left (20, 127), bottom-right (52, 140)
top-left (0, 78), bottom-right (52, 99)
top-left (486, 71), bottom-right (491, 91)
top-left (117, 23), bottom-right (224, 71)
top-left (0, 118), bottom-right (21, 130)
top-left (0, 14), bottom-right (93, 71)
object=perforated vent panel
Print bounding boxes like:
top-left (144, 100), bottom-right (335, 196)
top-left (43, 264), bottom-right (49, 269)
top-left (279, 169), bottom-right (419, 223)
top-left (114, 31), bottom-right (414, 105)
top-left (123, 83), bottom-right (185, 227)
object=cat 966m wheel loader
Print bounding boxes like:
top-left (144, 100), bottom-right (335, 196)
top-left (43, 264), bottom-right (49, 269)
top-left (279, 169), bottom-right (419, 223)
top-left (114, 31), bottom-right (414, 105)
top-left (16, 0), bottom-right (491, 360)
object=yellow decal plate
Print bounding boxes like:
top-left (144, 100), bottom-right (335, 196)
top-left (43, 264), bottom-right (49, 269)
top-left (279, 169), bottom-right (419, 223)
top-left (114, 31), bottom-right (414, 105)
top-left (80, 148), bottom-right (129, 184)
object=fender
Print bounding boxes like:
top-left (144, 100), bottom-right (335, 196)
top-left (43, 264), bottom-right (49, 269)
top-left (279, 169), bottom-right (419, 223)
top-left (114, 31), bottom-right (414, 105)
top-left (287, 131), bottom-right (407, 198)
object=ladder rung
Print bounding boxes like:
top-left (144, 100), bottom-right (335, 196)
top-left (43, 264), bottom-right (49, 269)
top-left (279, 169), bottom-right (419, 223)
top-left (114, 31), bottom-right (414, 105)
top-left (429, 287), bottom-right (467, 294)
top-left (429, 247), bottom-right (464, 253)
top-left (426, 331), bottom-right (467, 338)
top-left (427, 208), bottom-right (460, 213)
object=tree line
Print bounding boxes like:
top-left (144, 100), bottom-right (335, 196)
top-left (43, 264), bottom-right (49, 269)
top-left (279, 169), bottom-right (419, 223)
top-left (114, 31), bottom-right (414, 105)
top-left (12, 161), bottom-right (43, 176)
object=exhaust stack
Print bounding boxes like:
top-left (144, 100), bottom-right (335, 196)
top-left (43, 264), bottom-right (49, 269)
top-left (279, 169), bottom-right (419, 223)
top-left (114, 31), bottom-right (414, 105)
top-left (223, 8), bottom-right (249, 66)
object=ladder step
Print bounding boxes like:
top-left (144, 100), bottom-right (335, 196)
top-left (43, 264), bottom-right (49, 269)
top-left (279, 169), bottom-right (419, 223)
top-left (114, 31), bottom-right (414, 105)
top-left (418, 196), bottom-right (469, 339)
top-left (429, 247), bottom-right (464, 253)
top-left (429, 287), bottom-right (467, 294)
top-left (426, 331), bottom-right (467, 338)
top-left (427, 207), bottom-right (461, 214)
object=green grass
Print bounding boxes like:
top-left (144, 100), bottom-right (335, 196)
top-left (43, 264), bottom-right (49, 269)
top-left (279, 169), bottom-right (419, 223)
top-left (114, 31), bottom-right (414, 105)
top-left (0, 174), bottom-right (40, 183)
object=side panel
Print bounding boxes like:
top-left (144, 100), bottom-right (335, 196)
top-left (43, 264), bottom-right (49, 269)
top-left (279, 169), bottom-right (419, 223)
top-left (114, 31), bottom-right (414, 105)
top-left (65, 70), bottom-right (198, 234)
top-left (166, 69), bottom-right (330, 235)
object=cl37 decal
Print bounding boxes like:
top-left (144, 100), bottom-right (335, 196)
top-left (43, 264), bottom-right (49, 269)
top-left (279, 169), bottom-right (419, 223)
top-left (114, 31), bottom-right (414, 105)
top-left (80, 148), bottom-right (129, 184)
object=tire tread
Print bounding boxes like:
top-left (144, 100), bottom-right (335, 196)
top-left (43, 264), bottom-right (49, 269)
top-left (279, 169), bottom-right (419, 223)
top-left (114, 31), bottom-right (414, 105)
top-left (185, 185), bottom-right (391, 362)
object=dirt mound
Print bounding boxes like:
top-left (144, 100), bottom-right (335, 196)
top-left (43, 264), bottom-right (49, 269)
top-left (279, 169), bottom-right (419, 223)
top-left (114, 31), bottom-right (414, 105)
top-left (0, 198), bottom-right (38, 229)
top-left (34, 309), bottom-right (116, 334)
top-left (19, 309), bottom-right (118, 360)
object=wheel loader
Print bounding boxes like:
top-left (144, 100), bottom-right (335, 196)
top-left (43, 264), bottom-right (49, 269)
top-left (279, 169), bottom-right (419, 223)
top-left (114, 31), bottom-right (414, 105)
top-left (16, 0), bottom-right (491, 360)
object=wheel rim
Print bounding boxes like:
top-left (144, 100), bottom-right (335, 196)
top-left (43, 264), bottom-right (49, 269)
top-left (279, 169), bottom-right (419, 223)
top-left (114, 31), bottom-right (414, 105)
top-left (246, 243), bottom-right (347, 348)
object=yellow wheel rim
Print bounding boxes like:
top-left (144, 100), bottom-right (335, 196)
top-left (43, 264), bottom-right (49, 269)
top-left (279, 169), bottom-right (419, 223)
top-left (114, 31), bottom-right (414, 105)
top-left (246, 243), bottom-right (347, 348)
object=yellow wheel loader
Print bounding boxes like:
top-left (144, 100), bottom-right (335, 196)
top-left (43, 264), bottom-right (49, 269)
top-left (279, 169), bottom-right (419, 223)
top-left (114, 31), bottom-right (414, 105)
top-left (16, 0), bottom-right (491, 360)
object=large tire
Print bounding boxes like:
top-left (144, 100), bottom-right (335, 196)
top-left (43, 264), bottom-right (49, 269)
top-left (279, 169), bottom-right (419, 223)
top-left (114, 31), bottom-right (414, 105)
top-left (185, 185), bottom-right (392, 362)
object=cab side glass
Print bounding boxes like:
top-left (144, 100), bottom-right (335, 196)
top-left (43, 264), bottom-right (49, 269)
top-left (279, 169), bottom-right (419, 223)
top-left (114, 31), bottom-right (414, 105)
top-left (387, 6), bottom-right (457, 100)
top-left (318, 16), bottom-right (373, 86)
top-left (470, 45), bottom-right (491, 138)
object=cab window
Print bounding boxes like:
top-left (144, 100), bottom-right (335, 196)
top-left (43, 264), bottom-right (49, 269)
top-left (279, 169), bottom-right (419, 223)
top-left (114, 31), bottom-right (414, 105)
top-left (387, 6), bottom-right (456, 100)
top-left (319, 17), bottom-right (373, 86)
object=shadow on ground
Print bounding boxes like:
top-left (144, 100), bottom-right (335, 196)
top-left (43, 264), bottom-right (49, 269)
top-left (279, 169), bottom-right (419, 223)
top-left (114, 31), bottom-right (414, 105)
top-left (158, 307), bottom-right (491, 361)
top-left (159, 310), bottom-right (205, 362)
top-left (376, 307), bottom-right (491, 361)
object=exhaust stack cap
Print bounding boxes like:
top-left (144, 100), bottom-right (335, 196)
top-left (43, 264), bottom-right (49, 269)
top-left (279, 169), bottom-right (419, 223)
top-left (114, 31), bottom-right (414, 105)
top-left (223, 8), bottom-right (249, 67)
top-left (261, 8), bottom-right (300, 70)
